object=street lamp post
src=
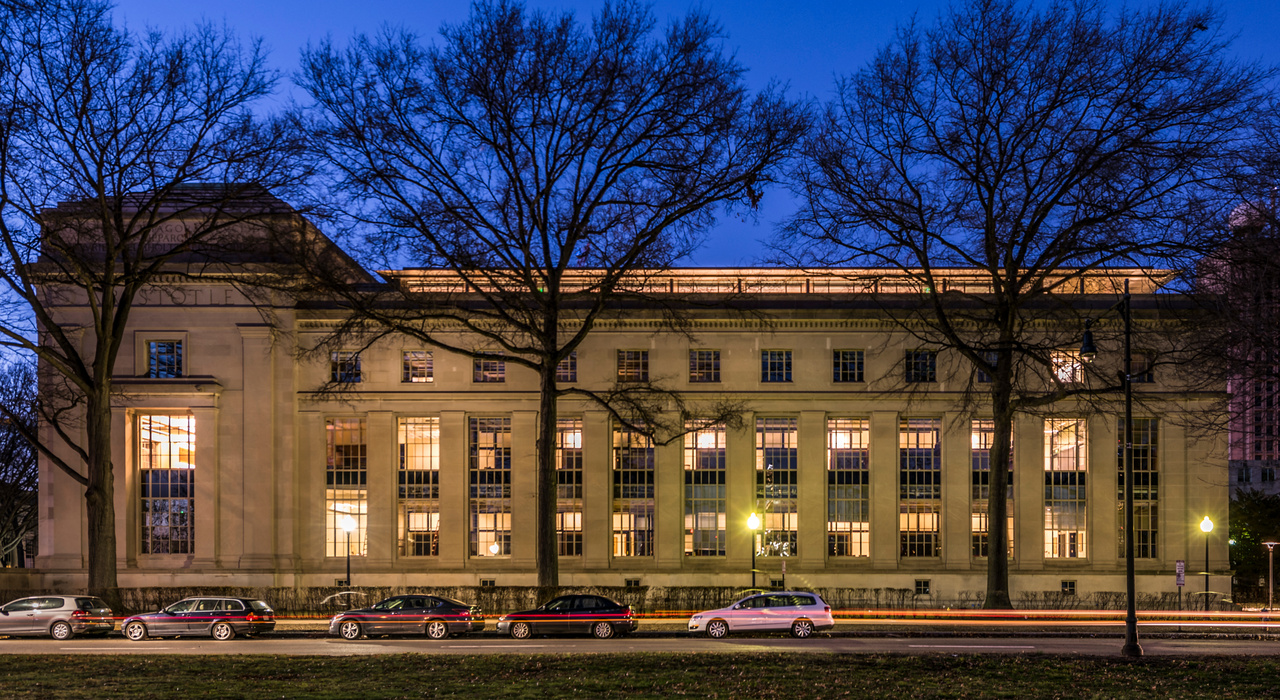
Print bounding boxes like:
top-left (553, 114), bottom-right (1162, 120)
top-left (1200, 516), bottom-right (1214, 612)
top-left (747, 512), bottom-right (761, 588)
top-left (1080, 278), bottom-right (1141, 657)
top-left (341, 514), bottom-right (357, 587)
top-left (1263, 540), bottom-right (1279, 613)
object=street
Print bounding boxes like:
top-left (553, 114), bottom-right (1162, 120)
top-left (4, 634), bottom-right (1277, 656)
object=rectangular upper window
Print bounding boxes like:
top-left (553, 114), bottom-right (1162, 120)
top-left (402, 351), bottom-right (433, 383)
top-left (617, 350), bottom-right (649, 382)
top-left (905, 350), bottom-right (936, 383)
top-left (473, 357), bottom-right (505, 383)
top-left (148, 340), bottom-right (183, 378)
top-left (832, 350), bottom-right (864, 383)
top-left (976, 351), bottom-right (998, 383)
top-left (331, 351), bottom-right (361, 383)
top-left (1131, 353), bottom-right (1154, 384)
top-left (761, 350), bottom-right (792, 383)
top-left (556, 351), bottom-right (577, 383)
top-left (689, 350), bottom-right (720, 383)
top-left (1051, 350), bottom-right (1083, 384)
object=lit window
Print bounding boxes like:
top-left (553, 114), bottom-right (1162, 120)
top-left (326, 418), bottom-right (367, 558)
top-left (139, 414), bottom-right (195, 554)
top-left (399, 417), bottom-right (439, 556)
top-left (833, 350), bottom-right (864, 383)
top-left (148, 340), bottom-right (183, 378)
top-left (684, 424), bottom-right (726, 556)
top-left (1052, 350), bottom-right (1083, 384)
top-left (900, 418), bottom-right (941, 557)
top-left (473, 357), bottom-right (505, 383)
top-left (617, 350), bottom-right (649, 382)
top-left (1045, 418), bottom-right (1088, 559)
top-left (470, 417), bottom-right (511, 556)
top-left (971, 420), bottom-right (1013, 558)
top-left (756, 418), bottom-right (798, 556)
top-left (827, 418), bottom-right (869, 557)
top-left (557, 419), bottom-right (583, 556)
top-left (761, 350), bottom-right (792, 383)
top-left (402, 351), bottom-right (433, 383)
top-left (905, 350), bottom-right (936, 383)
top-left (613, 424), bottom-right (654, 557)
top-left (689, 350), bottom-right (721, 383)
top-left (331, 352), bottom-right (361, 383)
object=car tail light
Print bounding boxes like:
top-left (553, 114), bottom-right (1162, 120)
top-left (71, 610), bottom-right (89, 618)
top-left (624, 606), bottom-right (633, 618)
top-left (247, 613), bottom-right (258, 622)
top-left (824, 606), bottom-right (830, 613)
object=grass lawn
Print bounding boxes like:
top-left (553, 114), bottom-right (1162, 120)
top-left (2, 653), bottom-right (1278, 699)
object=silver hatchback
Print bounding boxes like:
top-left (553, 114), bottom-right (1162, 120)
top-left (0, 595), bottom-right (114, 639)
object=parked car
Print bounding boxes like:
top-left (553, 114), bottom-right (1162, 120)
top-left (688, 591), bottom-right (834, 638)
top-left (329, 594), bottom-right (484, 640)
top-left (122, 597), bottom-right (275, 641)
top-left (0, 595), bottom-right (113, 639)
top-left (497, 594), bottom-right (636, 639)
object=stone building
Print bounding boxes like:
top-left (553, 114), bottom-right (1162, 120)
top-left (35, 226), bottom-right (1229, 602)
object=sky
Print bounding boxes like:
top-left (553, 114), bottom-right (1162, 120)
top-left (108, 0), bottom-right (1280, 267)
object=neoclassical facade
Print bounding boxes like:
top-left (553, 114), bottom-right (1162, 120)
top-left (36, 260), bottom-right (1229, 601)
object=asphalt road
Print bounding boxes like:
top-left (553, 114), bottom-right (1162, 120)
top-left (4, 635), bottom-right (1278, 656)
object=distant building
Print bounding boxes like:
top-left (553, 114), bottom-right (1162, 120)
top-left (35, 207), bottom-right (1229, 602)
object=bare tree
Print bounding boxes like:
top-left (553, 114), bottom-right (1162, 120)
top-left (294, 0), bottom-right (808, 587)
top-left (781, 0), bottom-right (1267, 608)
top-left (0, 361), bottom-right (37, 568)
top-left (0, 0), bottom-right (300, 601)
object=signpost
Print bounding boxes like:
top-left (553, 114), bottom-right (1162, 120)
top-left (1176, 560), bottom-right (1185, 625)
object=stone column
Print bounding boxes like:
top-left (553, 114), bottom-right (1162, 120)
top-left (655, 432), bottom-right (684, 571)
top-left (581, 411), bottom-right (611, 570)
top-left (365, 411), bottom-right (396, 569)
top-left (798, 410), bottom-right (827, 570)
top-left (437, 411), bottom-right (468, 569)
top-left (191, 406), bottom-right (219, 568)
top-left (1090, 414), bottom-right (1119, 565)
top-left (943, 412), bottom-right (971, 568)
top-left (237, 324), bottom-right (274, 569)
top-left (727, 412), bottom-right (755, 583)
top-left (510, 410), bottom-right (538, 570)
top-left (295, 411), bottom-right (325, 574)
top-left (1014, 413), bottom-right (1044, 572)
top-left (869, 410), bottom-right (899, 569)
top-left (112, 408), bottom-right (131, 569)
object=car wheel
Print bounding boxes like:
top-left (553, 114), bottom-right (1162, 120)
top-left (338, 620), bottom-right (362, 640)
top-left (426, 620), bottom-right (449, 640)
top-left (124, 622), bottom-right (148, 641)
top-left (211, 622), bottom-right (236, 641)
top-left (706, 619), bottom-right (729, 639)
top-left (591, 622), bottom-right (615, 639)
top-left (50, 621), bottom-right (74, 640)
top-left (509, 621), bottom-right (532, 640)
top-left (791, 619), bottom-right (814, 639)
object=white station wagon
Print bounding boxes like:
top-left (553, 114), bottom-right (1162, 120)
top-left (688, 591), bottom-right (835, 638)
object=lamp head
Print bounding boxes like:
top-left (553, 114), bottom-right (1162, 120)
top-left (1200, 516), bottom-right (1214, 533)
top-left (747, 512), bottom-right (760, 531)
top-left (488, 542), bottom-right (500, 555)
top-left (1079, 324), bottom-right (1098, 363)
top-left (341, 514), bottom-right (357, 533)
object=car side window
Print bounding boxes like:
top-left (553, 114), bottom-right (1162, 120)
top-left (765, 595), bottom-right (797, 608)
top-left (3, 599), bottom-right (36, 612)
top-left (224, 600), bottom-right (245, 611)
top-left (195, 599), bottom-right (222, 612)
top-left (546, 598), bottom-right (572, 611)
top-left (36, 598), bottom-right (65, 610)
top-left (736, 597), bottom-right (761, 609)
top-left (575, 597), bottom-right (597, 610)
top-left (794, 596), bottom-right (816, 606)
top-left (166, 600), bottom-right (197, 613)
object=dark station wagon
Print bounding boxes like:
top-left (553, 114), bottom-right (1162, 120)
top-left (123, 597), bottom-right (275, 641)
top-left (329, 594), bottom-right (485, 640)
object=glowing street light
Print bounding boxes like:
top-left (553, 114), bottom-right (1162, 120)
top-left (747, 512), bottom-right (761, 588)
top-left (1200, 516), bottom-right (1214, 612)
top-left (341, 514), bottom-right (357, 587)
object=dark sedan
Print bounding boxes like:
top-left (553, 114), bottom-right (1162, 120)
top-left (123, 597), bottom-right (275, 641)
top-left (496, 594), bottom-right (636, 639)
top-left (329, 595), bottom-right (484, 640)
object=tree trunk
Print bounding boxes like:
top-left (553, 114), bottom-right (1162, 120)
top-left (535, 361), bottom-right (560, 588)
top-left (984, 360), bottom-right (1015, 609)
top-left (84, 393), bottom-right (119, 609)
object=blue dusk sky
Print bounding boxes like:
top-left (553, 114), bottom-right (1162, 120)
top-left (109, 0), bottom-right (1280, 267)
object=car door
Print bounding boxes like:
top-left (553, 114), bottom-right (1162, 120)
top-left (0, 598), bottom-right (38, 634)
top-left (568, 596), bottom-right (599, 635)
top-left (187, 599), bottom-right (223, 636)
top-left (760, 595), bottom-right (800, 632)
top-left (539, 597), bottom-right (574, 634)
top-left (153, 599), bottom-right (197, 635)
top-left (728, 596), bottom-right (766, 631)
top-left (29, 598), bottom-right (68, 635)
top-left (396, 597), bottom-right (428, 635)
